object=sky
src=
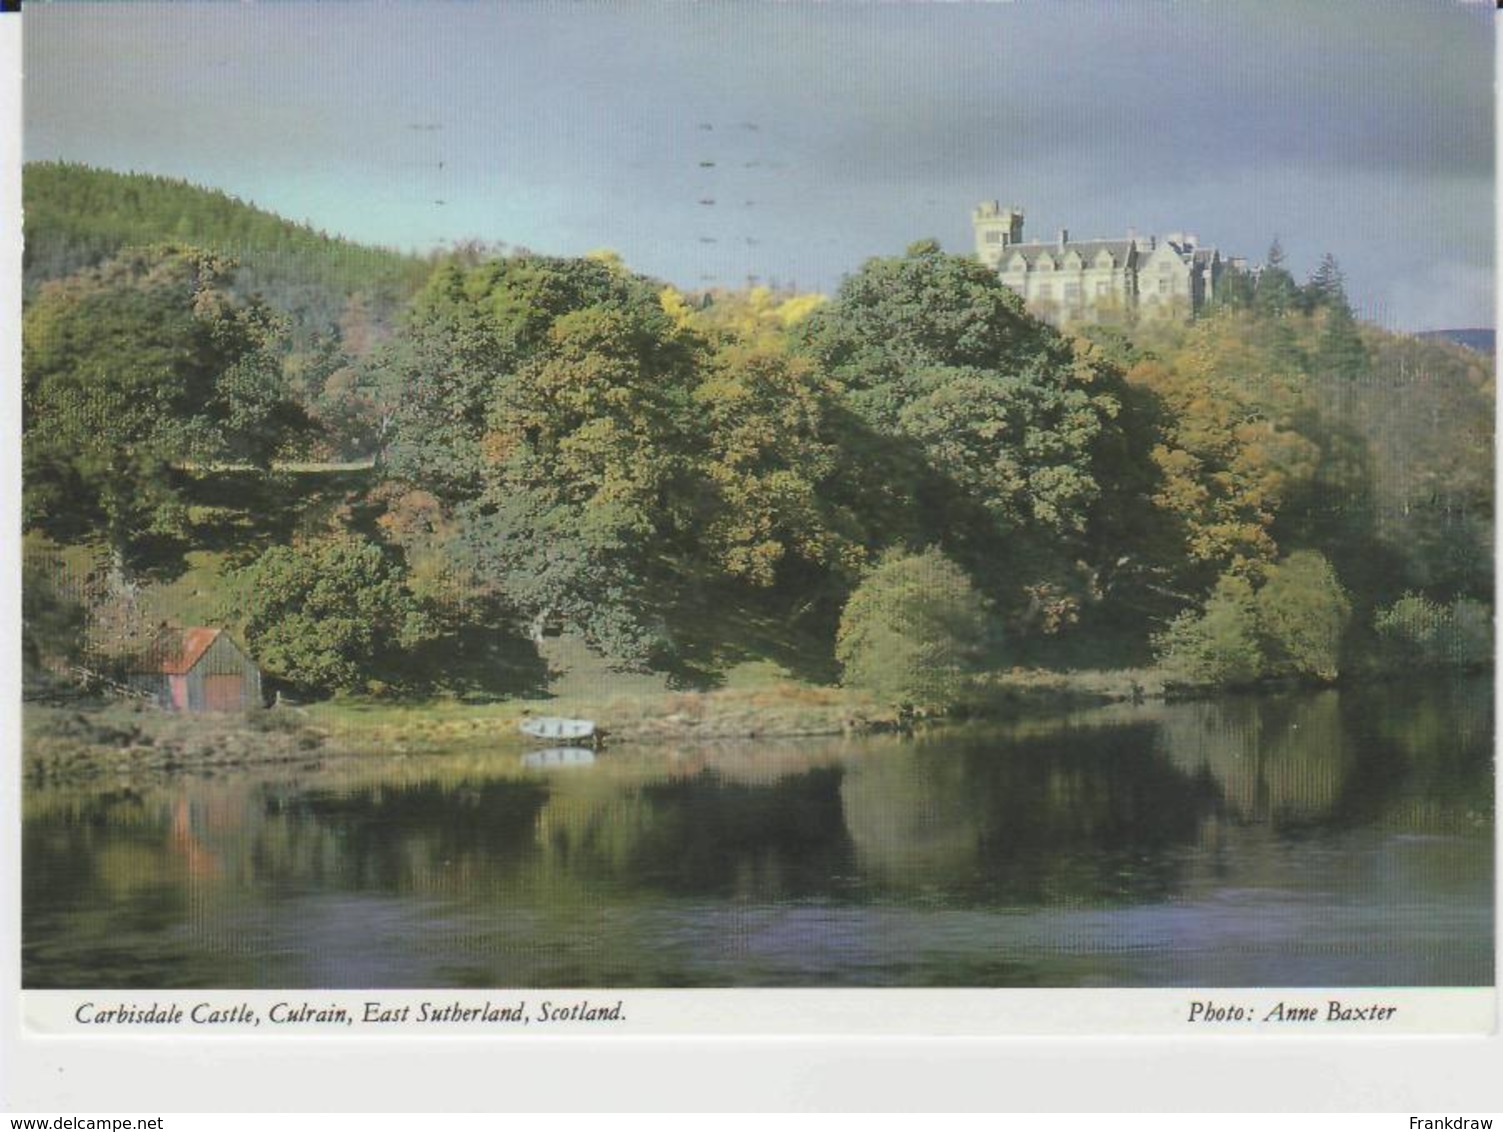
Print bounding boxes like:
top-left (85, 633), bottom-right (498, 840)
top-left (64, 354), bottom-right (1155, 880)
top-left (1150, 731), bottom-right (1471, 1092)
top-left (21, 0), bottom-right (1497, 330)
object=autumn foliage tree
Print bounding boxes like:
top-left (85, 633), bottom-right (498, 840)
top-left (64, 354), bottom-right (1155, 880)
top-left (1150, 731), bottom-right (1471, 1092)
top-left (20, 215), bottom-right (1489, 699)
top-left (23, 245), bottom-right (308, 569)
top-left (463, 301), bottom-right (699, 659)
top-left (1124, 315), bottom-right (1321, 580)
top-left (693, 341), bottom-right (866, 588)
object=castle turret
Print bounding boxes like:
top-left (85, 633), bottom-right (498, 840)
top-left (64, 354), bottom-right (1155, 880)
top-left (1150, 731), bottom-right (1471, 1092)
top-left (973, 200), bottom-right (1025, 267)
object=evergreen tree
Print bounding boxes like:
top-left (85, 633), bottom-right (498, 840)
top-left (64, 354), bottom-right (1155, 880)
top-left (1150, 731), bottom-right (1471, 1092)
top-left (1253, 238), bottom-right (1301, 319)
top-left (1305, 253), bottom-right (1352, 315)
top-left (1315, 299), bottom-right (1371, 380)
top-left (1305, 255), bottom-right (1369, 379)
top-left (1210, 266), bottom-right (1255, 311)
top-left (24, 162), bottom-right (429, 339)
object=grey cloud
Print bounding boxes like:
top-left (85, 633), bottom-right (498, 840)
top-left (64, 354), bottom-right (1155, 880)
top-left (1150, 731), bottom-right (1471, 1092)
top-left (22, 0), bottom-right (1495, 329)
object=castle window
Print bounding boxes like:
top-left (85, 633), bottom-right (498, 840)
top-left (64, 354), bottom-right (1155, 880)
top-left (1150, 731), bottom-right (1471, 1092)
top-left (985, 231), bottom-right (1002, 244)
top-left (1157, 278), bottom-right (1170, 294)
top-left (1036, 283), bottom-right (1053, 299)
top-left (1096, 281), bottom-right (1111, 296)
top-left (1064, 283), bottom-right (1082, 303)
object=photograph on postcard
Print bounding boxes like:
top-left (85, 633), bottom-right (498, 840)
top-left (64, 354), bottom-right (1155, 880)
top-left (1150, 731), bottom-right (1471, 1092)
top-left (15, 1), bottom-right (1494, 1029)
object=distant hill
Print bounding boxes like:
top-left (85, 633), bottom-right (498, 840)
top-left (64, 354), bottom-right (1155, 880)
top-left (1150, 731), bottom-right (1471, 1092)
top-left (23, 162), bottom-right (434, 343)
top-left (1414, 328), bottom-right (1495, 355)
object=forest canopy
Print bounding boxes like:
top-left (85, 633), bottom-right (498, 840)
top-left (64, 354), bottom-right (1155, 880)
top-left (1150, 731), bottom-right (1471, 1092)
top-left (21, 165), bottom-right (1494, 701)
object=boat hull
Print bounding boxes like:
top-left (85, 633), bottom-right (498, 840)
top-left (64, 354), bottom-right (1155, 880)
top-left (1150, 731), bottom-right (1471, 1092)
top-left (519, 716), bottom-right (597, 741)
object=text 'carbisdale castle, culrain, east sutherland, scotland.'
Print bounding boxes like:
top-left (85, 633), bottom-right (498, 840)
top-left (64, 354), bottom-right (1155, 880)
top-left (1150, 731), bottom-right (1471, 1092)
top-left (973, 200), bottom-right (1247, 324)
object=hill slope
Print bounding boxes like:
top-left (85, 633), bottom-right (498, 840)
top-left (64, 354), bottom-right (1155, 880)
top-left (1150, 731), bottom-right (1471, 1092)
top-left (23, 162), bottom-right (433, 340)
top-left (1414, 328), bottom-right (1495, 356)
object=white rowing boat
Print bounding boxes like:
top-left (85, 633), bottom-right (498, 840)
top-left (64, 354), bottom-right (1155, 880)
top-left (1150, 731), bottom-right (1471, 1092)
top-left (519, 716), bottom-right (597, 741)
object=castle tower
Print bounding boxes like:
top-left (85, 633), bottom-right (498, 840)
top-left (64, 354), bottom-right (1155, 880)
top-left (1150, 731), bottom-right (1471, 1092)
top-left (973, 200), bottom-right (1025, 268)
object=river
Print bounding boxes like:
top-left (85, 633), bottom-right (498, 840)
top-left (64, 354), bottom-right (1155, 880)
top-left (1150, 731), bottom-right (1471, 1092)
top-left (22, 676), bottom-right (1493, 988)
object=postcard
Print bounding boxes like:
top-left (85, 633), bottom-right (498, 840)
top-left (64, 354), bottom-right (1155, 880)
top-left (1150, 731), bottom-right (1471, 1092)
top-left (3, 0), bottom-right (1498, 1113)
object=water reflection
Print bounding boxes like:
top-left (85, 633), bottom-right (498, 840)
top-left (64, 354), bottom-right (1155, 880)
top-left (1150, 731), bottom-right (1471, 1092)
top-left (22, 676), bottom-right (1493, 988)
top-left (626, 767), bottom-right (856, 899)
top-left (842, 723), bottom-right (1217, 904)
top-left (521, 747), bottom-right (596, 769)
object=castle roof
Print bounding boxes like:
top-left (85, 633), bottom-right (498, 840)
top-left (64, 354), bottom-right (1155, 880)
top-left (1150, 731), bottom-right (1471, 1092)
top-left (1003, 237), bottom-right (1221, 270)
top-left (999, 239), bottom-right (1138, 267)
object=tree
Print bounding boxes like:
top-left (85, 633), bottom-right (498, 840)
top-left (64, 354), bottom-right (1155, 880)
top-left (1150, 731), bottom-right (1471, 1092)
top-left (1315, 302), bottom-right (1370, 381)
top-left (1300, 254), bottom-right (1370, 381)
top-left (798, 243), bottom-right (1131, 626)
top-left (686, 284), bottom-right (827, 344)
top-left (1374, 594), bottom-right (1492, 670)
top-left (798, 241), bottom-right (1065, 421)
top-left (835, 547), bottom-right (996, 711)
top-left (22, 245), bottom-right (307, 569)
top-left (233, 536), bottom-right (431, 694)
top-left (1153, 572), bottom-right (1263, 686)
top-left (384, 253), bottom-right (670, 500)
top-left (377, 269), bottom-right (514, 498)
top-left (1326, 332), bottom-right (1492, 601)
top-left (24, 163), bottom-right (430, 344)
top-left (459, 301), bottom-right (702, 662)
top-left (21, 547), bottom-right (87, 675)
top-left (1124, 318), bottom-right (1321, 581)
top-left (1156, 552), bottom-right (1352, 685)
top-left (694, 341), bottom-right (866, 587)
top-left (1253, 238), bottom-right (1301, 319)
top-left (891, 360), bottom-right (1111, 536)
top-left (1305, 253), bottom-right (1350, 314)
top-left (1254, 550), bottom-right (1351, 681)
top-left (1209, 265), bottom-right (1255, 312)
top-left (282, 334), bottom-right (403, 462)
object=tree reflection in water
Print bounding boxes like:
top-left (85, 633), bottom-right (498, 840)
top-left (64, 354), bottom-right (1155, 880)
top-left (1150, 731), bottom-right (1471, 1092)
top-left (22, 676), bottom-right (1493, 988)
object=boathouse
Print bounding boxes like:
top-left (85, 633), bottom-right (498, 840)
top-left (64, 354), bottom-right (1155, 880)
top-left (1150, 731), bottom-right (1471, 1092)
top-left (129, 627), bottom-right (263, 712)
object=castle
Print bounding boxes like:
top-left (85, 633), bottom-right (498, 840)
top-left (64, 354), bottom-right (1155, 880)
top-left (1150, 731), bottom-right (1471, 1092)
top-left (972, 201), bottom-right (1244, 323)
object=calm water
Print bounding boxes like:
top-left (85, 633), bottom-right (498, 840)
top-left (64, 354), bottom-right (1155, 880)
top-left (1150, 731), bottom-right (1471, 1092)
top-left (23, 677), bottom-right (1494, 988)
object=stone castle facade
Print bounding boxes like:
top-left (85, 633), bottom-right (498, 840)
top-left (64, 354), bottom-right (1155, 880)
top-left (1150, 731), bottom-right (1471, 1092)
top-left (973, 201), bottom-right (1244, 323)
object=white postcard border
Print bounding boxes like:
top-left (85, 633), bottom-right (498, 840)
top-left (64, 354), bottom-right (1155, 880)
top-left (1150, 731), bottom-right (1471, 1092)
top-left (18, 987), bottom-right (1498, 1038)
top-left (4, 2), bottom-right (1503, 1117)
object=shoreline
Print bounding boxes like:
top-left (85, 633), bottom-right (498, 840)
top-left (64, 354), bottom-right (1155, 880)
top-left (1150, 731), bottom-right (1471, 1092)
top-left (22, 664), bottom-right (1486, 783)
top-left (20, 673), bottom-right (1109, 781)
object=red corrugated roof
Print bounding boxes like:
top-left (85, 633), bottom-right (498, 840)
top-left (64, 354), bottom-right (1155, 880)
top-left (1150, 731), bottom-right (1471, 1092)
top-left (158, 627), bottom-right (223, 675)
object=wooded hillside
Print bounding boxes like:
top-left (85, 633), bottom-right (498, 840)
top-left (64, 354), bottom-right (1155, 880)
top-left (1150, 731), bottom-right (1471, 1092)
top-left (24, 162), bottom-right (432, 342)
top-left (20, 173), bottom-right (1494, 707)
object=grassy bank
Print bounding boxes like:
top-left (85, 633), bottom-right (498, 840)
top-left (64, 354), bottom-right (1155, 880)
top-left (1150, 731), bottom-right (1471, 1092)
top-left (20, 682), bottom-right (890, 783)
top-left (24, 657), bottom-right (1178, 785)
top-left (23, 700), bottom-right (329, 783)
top-left (309, 680), bottom-right (890, 753)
